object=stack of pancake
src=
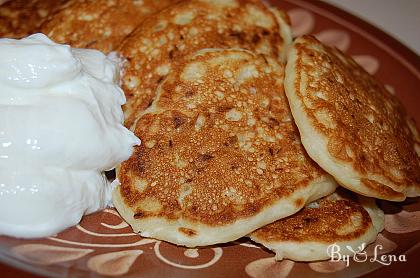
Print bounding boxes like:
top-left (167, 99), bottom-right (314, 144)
top-left (2, 0), bottom-right (419, 262)
top-left (0, 0), bottom-right (69, 39)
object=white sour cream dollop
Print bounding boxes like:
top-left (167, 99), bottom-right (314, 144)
top-left (0, 34), bottom-right (140, 238)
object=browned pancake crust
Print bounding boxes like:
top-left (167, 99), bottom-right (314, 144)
top-left (293, 35), bottom-right (420, 197)
top-left (119, 0), bottom-right (290, 128)
top-left (0, 0), bottom-right (68, 38)
top-left (118, 49), bottom-right (330, 229)
top-left (41, 0), bottom-right (173, 53)
top-left (251, 194), bottom-right (371, 243)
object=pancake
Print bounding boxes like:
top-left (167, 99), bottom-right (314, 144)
top-left (250, 188), bottom-right (384, 261)
top-left (284, 35), bottom-right (420, 201)
top-left (268, 6), bottom-right (292, 62)
top-left (40, 0), bottom-right (174, 53)
top-left (113, 48), bottom-right (337, 247)
top-left (118, 0), bottom-right (292, 128)
top-left (0, 0), bottom-right (68, 38)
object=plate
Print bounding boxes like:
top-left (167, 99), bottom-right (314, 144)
top-left (1, 0), bottom-right (419, 277)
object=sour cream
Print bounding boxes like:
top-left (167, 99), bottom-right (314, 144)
top-left (0, 34), bottom-right (140, 238)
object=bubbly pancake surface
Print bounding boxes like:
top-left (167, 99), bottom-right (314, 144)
top-left (41, 0), bottom-right (173, 53)
top-left (284, 35), bottom-right (420, 201)
top-left (113, 48), bottom-right (337, 247)
top-left (250, 189), bottom-right (384, 261)
top-left (118, 0), bottom-right (292, 128)
top-left (0, 0), bottom-right (68, 38)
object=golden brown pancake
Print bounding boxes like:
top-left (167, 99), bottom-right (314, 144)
top-left (41, 0), bottom-right (174, 53)
top-left (284, 35), bottom-right (420, 201)
top-left (0, 0), bottom-right (68, 38)
top-left (118, 0), bottom-right (292, 128)
top-left (113, 48), bottom-right (337, 247)
top-left (250, 188), bottom-right (384, 261)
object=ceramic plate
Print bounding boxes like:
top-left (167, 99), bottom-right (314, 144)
top-left (1, 0), bottom-right (419, 277)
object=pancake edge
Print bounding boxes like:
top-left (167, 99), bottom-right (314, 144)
top-left (248, 196), bottom-right (384, 261)
top-left (112, 175), bottom-right (337, 247)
